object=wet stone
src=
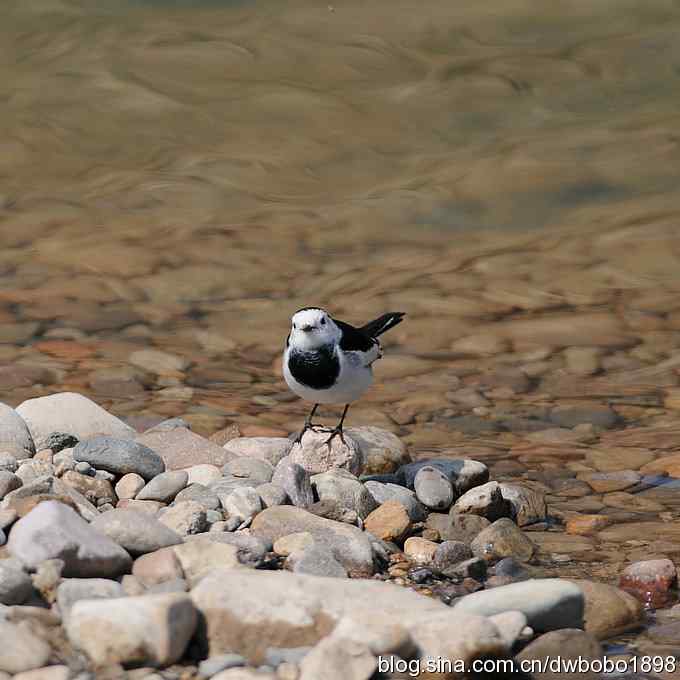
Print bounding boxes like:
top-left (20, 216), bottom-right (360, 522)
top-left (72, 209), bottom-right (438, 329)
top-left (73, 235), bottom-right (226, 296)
top-left (549, 405), bottom-right (621, 429)
top-left (499, 483), bottom-right (547, 527)
top-left (414, 466), bottom-right (455, 511)
top-left (433, 541), bottom-right (473, 571)
top-left (620, 559), bottom-right (678, 608)
top-left (471, 518), bottom-right (535, 563)
top-left (579, 470), bottom-right (641, 493)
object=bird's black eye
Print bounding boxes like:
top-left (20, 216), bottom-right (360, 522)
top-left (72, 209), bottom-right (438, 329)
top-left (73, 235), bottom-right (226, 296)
top-left (293, 323), bottom-right (297, 329)
top-left (320, 317), bottom-right (326, 325)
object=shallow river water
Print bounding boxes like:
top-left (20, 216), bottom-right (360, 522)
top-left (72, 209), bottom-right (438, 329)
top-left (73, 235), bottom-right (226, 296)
top-left (4, 0), bottom-right (680, 672)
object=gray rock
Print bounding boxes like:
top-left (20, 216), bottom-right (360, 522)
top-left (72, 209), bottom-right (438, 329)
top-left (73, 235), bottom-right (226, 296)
top-left (0, 454), bottom-right (18, 473)
top-left (0, 472), bottom-right (22, 501)
top-left (289, 430), bottom-right (363, 476)
top-left (198, 653), bottom-right (247, 677)
top-left (288, 544), bottom-right (348, 578)
top-left (137, 471), bottom-right (188, 503)
top-left (414, 466), bottom-right (455, 511)
top-left (0, 559), bottom-right (32, 605)
top-left (433, 541), bottom-right (473, 571)
top-left (175, 483), bottom-right (221, 511)
top-left (441, 556), bottom-right (487, 580)
top-left (344, 426), bottom-right (409, 474)
top-left (0, 620), bottom-right (51, 673)
top-left (90, 508), bottom-right (183, 555)
top-left (471, 518), bottom-right (536, 562)
top-left (223, 437), bottom-right (292, 467)
top-left (516, 629), bottom-right (603, 679)
top-left (223, 458), bottom-right (274, 484)
top-left (222, 487), bottom-right (263, 523)
top-left (15, 460), bottom-right (54, 485)
top-left (307, 499), bottom-right (359, 525)
top-left (74, 436), bottom-right (164, 481)
top-left (186, 532), bottom-right (269, 566)
top-left (251, 506), bottom-right (374, 577)
top-left (454, 481), bottom-right (512, 521)
top-left (74, 461), bottom-right (95, 476)
top-left (184, 464), bottom-right (222, 487)
top-left (137, 427), bottom-right (234, 471)
top-left (0, 403), bottom-right (34, 456)
top-left (364, 481), bottom-right (427, 521)
top-left (311, 469), bottom-right (378, 519)
top-left (16, 393), bottom-right (135, 450)
top-left (158, 501), bottom-right (208, 535)
top-left (7, 501), bottom-right (132, 577)
top-left (272, 457), bottom-right (314, 508)
top-left (499, 483), bottom-right (547, 527)
top-left (144, 417), bottom-right (191, 433)
top-left (66, 592), bottom-right (198, 667)
top-left (205, 509), bottom-right (223, 524)
top-left (429, 511), bottom-right (491, 544)
top-left (256, 482), bottom-right (288, 508)
top-left (57, 577), bottom-right (125, 623)
top-left (399, 459), bottom-right (489, 494)
top-left (453, 578), bottom-right (584, 632)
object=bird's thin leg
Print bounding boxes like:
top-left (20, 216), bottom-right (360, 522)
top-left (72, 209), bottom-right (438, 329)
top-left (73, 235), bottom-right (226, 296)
top-left (324, 403), bottom-right (350, 448)
top-left (294, 404), bottom-right (321, 444)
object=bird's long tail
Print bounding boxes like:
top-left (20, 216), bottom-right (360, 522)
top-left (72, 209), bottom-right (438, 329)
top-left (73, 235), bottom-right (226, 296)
top-left (359, 312), bottom-right (405, 338)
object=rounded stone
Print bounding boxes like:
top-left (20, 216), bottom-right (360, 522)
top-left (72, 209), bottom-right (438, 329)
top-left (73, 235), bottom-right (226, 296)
top-left (414, 466), bottom-right (455, 511)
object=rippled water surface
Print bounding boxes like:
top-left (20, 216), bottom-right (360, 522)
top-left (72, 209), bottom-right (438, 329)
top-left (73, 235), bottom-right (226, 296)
top-left (4, 0), bottom-right (680, 664)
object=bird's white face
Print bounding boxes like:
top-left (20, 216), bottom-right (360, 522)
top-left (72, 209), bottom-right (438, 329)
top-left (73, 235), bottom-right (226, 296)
top-left (288, 308), bottom-right (341, 350)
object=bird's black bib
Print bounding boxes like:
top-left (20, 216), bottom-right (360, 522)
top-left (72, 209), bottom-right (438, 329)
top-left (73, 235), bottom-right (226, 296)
top-left (287, 344), bottom-right (340, 390)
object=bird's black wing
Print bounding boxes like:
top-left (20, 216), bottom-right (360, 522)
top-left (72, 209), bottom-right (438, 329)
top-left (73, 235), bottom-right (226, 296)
top-left (359, 312), bottom-right (405, 338)
top-left (334, 319), bottom-right (377, 352)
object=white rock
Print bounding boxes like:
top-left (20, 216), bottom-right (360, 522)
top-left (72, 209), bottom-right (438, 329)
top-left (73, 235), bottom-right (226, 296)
top-left (66, 592), bottom-right (197, 667)
top-left (16, 393), bottom-right (135, 449)
top-left (289, 430), bottom-right (362, 476)
top-left (0, 620), bottom-right (51, 673)
top-left (184, 464), bottom-right (222, 486)
top-left (0, 403), bottom-right (34, 456)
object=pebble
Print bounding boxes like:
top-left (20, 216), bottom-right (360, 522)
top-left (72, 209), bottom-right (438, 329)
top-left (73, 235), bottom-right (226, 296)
top-left (137, 470), bottom-right (188, 503)
top-left (90, 508), bottom-right (183, 555)
top-left (15, 460), bottom-right (53, 484)
top-left (222, 487), bottom-right (263, 523)
top-left (619, 558), bottom-right (677, 607)
top-left (454, 481), bottom-right (512, 521)
top-left (0, 403), bottom-right (35, 457)
top-left (56, 577), bottom-right (125, 622)
top-left (74, 436), bottom-right (164, 481)
top-left (172, 539), bottom-right (241, 585)
top-left (0, 472), bottom-right (22, 501)
top-left (516, 628), bottom-right (603, 679)
top-left (499, 483), bottom-right (547, 526)
top-left (565, 514), bottom-right (610, 536)
top-left (0, 558), bottom-right (32, 605)
top-left (403, 537), bottom-right (438, 564)
top-left (188, 532), bottom-right (269, 566)
top-left (414, 466), bottom-right (455, 510)
top-left (443, 557), bottom-right (487, 581)
top-left (454, 578), bottom-right (584, 632)
top-left (158, 500), bottom-right (208, 535)
top-left (185, 464), bottom-right (223, 486)
top-left (364, 500), bottom-right (411, 543)
top-left (66, 592), bottom-right (197, 667)
top-left (436, 512), bottom-right (491, 543)
top-left (399, 459), bottom-right (489, 494)
top-left (223, 458), bottom-right (274, 484)
top-left (115, 473), bottom-right (146, 500)
top-left (272, 457), bottom-right (314, 508)
top-left (289, 430), bottom-right (363, 476)
top-left (132, 547), bottom-right (184, 587)
top-left (363, 481), bottom-right (427, 521)
top-left (137, 427), bottom-right (233, 470)
top-left (433, 541), bottom-right (473, 571)
top-left (288, 544), bottom-right (348, 578)
top-left (223, 437), bottom-right (293, 467)
top-left (256, 482), bottom-right (288, 508)
top-left (311, 469), bottom-right (378, 519)
top-left (471, 517), bottom-right (536, 563)
top-left (343, 426), bottom-right (409, 474)
top-left (0, 454), bottom-right (18, 473)
top-left (252, 506), bottom-right (374, 577)
top-left (174, 483), bottom-right (222, 511)
top-left (7, 500), bottom-right (132, 577)
top-left (61, 470), bottom-right (116, 505)
top-left (0, 620), bottom-right (52, 673)
top-left (16, 392), bottom-right (135, 450)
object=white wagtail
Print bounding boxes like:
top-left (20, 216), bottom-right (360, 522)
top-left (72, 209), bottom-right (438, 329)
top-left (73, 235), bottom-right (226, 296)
top-left (283, 307), bottom-right (405, 446)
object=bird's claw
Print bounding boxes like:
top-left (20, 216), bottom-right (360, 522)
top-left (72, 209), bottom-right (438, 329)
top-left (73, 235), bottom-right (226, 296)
top-left (294, 421), bottom-right (324, 445)
top-left (323, 427), bottom-right (346, 448)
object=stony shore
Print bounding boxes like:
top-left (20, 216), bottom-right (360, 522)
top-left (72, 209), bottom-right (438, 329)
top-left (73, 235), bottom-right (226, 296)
top-left (0, 390), bottom-right (676, 679)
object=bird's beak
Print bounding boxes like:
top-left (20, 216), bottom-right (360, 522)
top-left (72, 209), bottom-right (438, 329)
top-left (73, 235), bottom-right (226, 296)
top-left (300, 324), bottom-right (314, 332)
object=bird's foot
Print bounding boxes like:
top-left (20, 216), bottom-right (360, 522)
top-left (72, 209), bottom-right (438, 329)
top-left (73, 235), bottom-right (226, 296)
top-left (293, 421), bottom-right (325, 445)
top-left (323, 426), bottom-right (346, 448)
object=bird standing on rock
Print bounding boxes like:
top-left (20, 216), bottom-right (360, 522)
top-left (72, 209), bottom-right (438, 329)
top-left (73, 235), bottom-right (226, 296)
top-left (283, 307), bottom-right (405, 446)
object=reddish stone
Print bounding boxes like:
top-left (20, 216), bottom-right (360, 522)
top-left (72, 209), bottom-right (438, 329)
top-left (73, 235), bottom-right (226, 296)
top-left (619, 558), bottom-right (678, 608)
